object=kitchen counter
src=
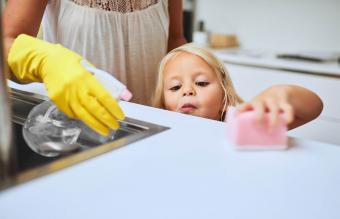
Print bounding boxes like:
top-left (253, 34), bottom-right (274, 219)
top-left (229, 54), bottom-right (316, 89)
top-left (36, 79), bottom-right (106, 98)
top-left (213, 49), bottom-right (340, 77)
top-left (1, 86), bottom-right (340, 218)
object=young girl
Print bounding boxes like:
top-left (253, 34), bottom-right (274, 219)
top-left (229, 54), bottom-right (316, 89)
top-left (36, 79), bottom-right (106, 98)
top-left (153, 43), bottom-right (323, 130)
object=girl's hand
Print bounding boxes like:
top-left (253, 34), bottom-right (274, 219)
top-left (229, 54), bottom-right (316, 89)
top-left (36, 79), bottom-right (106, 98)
top-left (237, 86), bottom-right (294, 127)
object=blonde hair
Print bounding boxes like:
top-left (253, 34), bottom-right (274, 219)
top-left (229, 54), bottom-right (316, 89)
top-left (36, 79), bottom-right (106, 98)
top-left (152, 43), bottom-right (243, 121)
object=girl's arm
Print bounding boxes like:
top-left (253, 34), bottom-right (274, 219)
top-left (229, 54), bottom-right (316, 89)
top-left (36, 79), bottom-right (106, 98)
top-left (167, 0), bottom-right (187, 51)
top-left (238, 85), bottom-right (323, 130)
top-left (4, 0), bottom-right (48, 64)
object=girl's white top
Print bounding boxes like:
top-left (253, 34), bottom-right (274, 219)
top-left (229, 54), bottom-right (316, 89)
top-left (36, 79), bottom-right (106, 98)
top-left (42, 0), bottom-right (169, 105)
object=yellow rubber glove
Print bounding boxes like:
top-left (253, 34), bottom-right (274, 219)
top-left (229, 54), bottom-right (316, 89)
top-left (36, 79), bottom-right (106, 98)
top-left (8, 34), bottom-right (124, 136)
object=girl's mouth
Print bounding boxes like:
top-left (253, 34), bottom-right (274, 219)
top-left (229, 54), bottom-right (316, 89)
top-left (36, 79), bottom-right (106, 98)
top-left (179, 103), bottom-right (197, 114)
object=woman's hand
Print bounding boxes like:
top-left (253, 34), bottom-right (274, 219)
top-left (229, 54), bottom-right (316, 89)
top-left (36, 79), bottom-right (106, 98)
top-left (8, 34), bottom-right (125, 136)
top-left (236, 85), bottom-right (323, 130)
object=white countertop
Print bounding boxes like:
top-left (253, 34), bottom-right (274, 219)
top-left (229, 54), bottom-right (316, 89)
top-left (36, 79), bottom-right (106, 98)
top-left (213, 49), bottom-right (340, 77)
top-left (1, 84), bottom-right (340, 219)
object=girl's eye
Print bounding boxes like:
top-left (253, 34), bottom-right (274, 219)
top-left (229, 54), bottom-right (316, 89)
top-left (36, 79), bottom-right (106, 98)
top-left (196, 81), bottom-right (209, 87)
top-left (169, 85), bottom-right (181, 91)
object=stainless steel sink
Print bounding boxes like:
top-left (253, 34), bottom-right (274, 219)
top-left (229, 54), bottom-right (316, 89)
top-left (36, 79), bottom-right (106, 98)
top-left (0, 88), bottom-right (169, 191)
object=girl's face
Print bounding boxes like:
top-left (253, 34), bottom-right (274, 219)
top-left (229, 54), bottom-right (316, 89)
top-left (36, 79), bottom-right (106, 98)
top-left (163, 52), bottom-right (225, 120)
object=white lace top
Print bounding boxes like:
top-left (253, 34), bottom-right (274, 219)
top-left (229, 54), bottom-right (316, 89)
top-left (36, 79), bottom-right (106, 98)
top-left (42, 0), bottom-right (169, 105)
top-left (71, 0), bottom-right (159, 12)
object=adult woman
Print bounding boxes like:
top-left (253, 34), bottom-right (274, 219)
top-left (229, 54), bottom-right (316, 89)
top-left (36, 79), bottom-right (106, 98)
top-left (4, 0), bottom-right (186, 135)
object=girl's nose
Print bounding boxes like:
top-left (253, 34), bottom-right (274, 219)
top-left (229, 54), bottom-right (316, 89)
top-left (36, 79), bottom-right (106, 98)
top-left (182, 86), bottom-right (196, 96)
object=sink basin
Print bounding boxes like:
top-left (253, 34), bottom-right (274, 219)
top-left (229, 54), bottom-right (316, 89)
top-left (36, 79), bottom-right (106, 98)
top-left (0, 88), bottom-right (169, 191)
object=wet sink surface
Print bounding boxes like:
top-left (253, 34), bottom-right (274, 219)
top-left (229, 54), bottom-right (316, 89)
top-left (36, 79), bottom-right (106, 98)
top-left (0, 89), bottom-right (169, 191)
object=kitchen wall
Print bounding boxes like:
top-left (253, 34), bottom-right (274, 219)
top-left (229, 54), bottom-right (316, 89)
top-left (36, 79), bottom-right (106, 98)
top-left (194, 0), bottom-right (340, 52)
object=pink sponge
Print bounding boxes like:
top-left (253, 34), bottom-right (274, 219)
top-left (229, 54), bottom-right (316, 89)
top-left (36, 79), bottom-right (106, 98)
top-left (226, 107), bottom-right (288, 150)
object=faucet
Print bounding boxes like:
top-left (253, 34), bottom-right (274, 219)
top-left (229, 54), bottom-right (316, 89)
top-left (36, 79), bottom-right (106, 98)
top-left (0, 1), bottom-right (15, 180)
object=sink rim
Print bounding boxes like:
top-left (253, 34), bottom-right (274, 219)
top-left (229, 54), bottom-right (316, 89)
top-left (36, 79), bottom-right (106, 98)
top-left (0, 88), bottom-right (169, 191)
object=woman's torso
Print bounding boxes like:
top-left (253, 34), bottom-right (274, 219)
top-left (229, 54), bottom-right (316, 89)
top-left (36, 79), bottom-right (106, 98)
top-left (42, 0), bottom-right (169, 105)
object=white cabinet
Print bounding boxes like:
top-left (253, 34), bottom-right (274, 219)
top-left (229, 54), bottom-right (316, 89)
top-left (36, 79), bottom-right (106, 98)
top-left (226, 63), bottom-right (340, 145)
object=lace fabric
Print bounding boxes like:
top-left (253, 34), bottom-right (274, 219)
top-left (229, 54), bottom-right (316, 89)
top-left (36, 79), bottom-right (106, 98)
top-left (71, 0), bottom-right (159, 12)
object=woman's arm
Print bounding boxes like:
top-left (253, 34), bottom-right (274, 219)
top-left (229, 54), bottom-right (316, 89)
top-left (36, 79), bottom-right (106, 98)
top-left (4, 0), bottom-right (48, 61)
top-left (238, 85), bottom-right (323, 130)
top-left (167, 0), bottom-right (187, 51)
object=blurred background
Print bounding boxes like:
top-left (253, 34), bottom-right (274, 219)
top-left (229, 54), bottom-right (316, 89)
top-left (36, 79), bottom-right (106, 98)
top-left (183, 0), bottom-right (340, 52)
